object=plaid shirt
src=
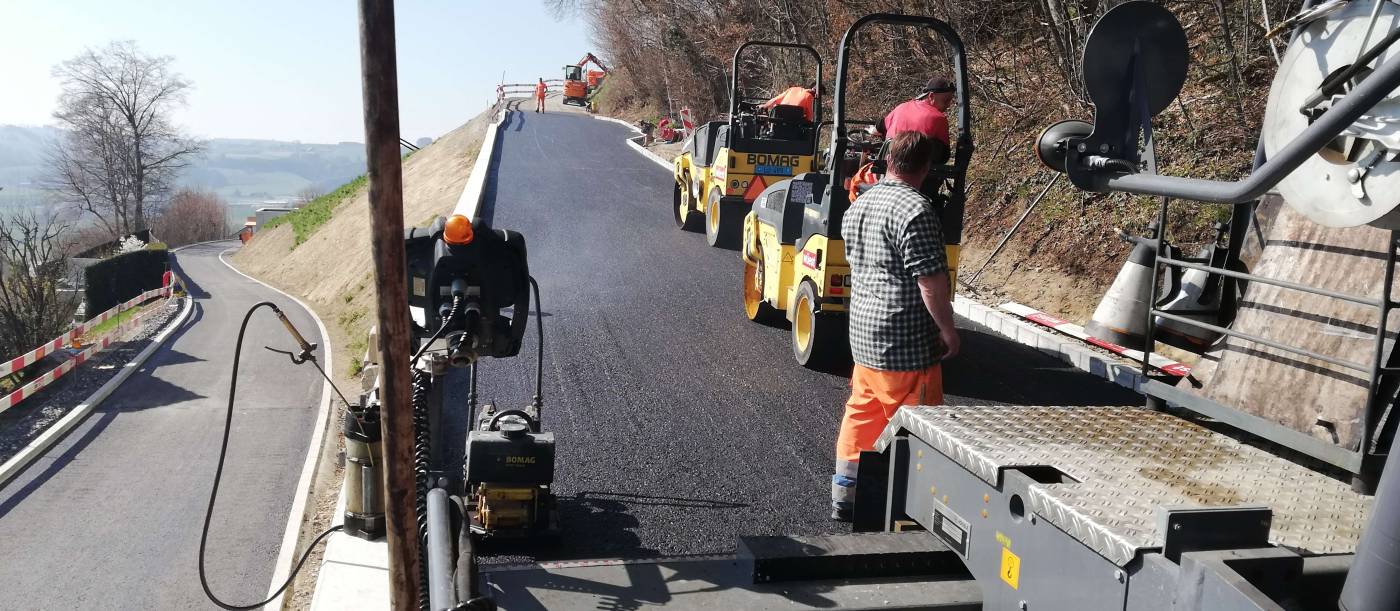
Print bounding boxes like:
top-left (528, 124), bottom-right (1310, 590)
top-left (843, 177), bottom-right (949, 371)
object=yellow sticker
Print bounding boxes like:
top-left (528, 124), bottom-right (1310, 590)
top-left (1000, 546), bottom-right (1021, 590)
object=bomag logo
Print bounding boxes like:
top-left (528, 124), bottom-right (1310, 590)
top-left (504, 456), bottom-right (537, 465)
top-left (747, 154), bottom-right (801, 167)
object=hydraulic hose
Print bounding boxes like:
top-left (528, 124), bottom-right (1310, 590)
top-left (198, 301), bottom-right (344, 610)
top-left (409, 295), bottom-right (462, 611)
top-left (411, 367), bottom-right (432, 611)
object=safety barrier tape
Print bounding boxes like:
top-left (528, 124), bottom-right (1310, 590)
top-left (0, 285), bottom-right (174, 411)
top-left (999, 301), bottom-right (1191, 377)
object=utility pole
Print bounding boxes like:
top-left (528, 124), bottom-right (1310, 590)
top-left (357, 0), bottom-right (420, 608)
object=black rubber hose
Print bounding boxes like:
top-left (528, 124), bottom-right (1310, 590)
top-left (409, 296), bottom-right (461, 611)
top-left (528, 276), bottom-right (545, 414)
top-left (411, 368), bottom-right (432, 611)
top-left (198, 301), bottom-right (344, 610)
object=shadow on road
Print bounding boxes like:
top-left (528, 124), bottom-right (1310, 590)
top-left (98, 375), bottom-right (205, 411)
top-left (943, 329), bottom-right (1141, 406)
top-left (170, 253), bottom-right (211, 299)
top-left (147, 348), bottom-right (204, 368)
top-left (478, 126), bottom-right (508, 227)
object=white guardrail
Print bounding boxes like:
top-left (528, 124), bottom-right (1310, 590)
top-left (494, 79), bottom-right (564, 110)
top-left (0, 284), bottom-right (174, 412)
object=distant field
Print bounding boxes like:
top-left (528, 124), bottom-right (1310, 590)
top-left (0, 125), bottom-right (369, 225)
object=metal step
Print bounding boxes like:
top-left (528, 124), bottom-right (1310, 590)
top-left (876, 405), bottom-right (1373, 567)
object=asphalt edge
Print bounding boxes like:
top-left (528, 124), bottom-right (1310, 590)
top-left (0, 294), bottom-right (192, 489)
top-left (592, 115), bottom-right (673, 171)
top-left (215, 246), bottom-right (337, 610)
top-left (455, 102), bottom-right (507, 222)
top-left (951, 295), bottom-right (1147, 393)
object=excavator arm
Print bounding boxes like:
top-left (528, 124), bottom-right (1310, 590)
top-left (577, 52), bottom-right (608, 72)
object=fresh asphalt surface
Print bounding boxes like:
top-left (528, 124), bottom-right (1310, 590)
top-left (0, 241), bottom-right (324, 610)
top-left (448, 108), bottom-right (1139, 564)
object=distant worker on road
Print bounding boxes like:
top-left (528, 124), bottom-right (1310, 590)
top-left (831, 131), bottom-right (960, 522)
top-left (758, 82), bottom-right (820, 122)
top-left (535, 78), bottom-right (548, 113)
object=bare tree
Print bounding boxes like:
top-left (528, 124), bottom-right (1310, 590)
top-left (0, 211), bottom-right (80, 363)
top-left (152, 188), bottom-right (229, 247)
top-left (46, 41), bottom-right (202, 238)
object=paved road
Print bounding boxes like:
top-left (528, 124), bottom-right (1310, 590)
top-left (0, 241), bottom-right (325, 610)
top-left (448, 109), bottom-right (1139, 564)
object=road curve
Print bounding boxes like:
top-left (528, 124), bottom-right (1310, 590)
top-left (0, 241), bottom-right (325, 610)
top-left (448, 109), bottom-right (1139, 564)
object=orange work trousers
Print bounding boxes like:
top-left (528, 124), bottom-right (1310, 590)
top-left (833, 363), bottom-right (943, 505)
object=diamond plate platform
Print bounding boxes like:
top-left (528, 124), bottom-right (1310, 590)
top-left (875, 406), bottom-right (1374, 566)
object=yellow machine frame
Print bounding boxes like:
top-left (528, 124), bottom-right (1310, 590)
top-left (672, 41), bottom-right (824, 249)
top-left (739, 15), bottom-right (974, 369)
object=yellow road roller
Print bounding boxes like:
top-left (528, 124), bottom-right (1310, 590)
top-left (741, 13), bottom-right (973, 369)
top-left (673, 41), bottom-right (823, 248)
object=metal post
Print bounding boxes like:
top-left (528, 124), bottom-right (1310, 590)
top-left (964, 174), bottom-right (1059, 286)
top-left (357, 0), bottom-right (421, 607)
top-left (425, 488), bottom-right (457, 611)
top-left (1340, 439), bottom-right (1400, 611)
top-left (1358, 232), bottom-right (1400, 491)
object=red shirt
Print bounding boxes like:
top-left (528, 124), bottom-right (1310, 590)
top-left (760, 86), bottom-right (815, 121)
top-left (879, 99), bottom-right (950, 145)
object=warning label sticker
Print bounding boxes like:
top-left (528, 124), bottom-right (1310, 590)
top-left (1000, 546), bottom-right (1021, 590)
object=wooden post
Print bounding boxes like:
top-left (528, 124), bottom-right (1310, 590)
top-left (356, 0), bottom-right (420, 608)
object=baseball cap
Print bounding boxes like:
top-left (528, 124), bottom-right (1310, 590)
top-left (921, 76), bottom-right (955, 94)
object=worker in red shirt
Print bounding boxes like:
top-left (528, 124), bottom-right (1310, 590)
top-left (758, 83), bottom-right (821, 122)
top-left (851, 76), bottom-right (955, 199)
top-left (877, 76), bottom-right (954, 164)
top-left (534, 78), bottom-right (547, 113)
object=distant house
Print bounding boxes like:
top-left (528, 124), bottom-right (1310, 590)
top-left (254, 207), bottom-right (296, 230)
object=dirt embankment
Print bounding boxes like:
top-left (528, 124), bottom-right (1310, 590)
top-left (233, 110), bottom-right (491, 383)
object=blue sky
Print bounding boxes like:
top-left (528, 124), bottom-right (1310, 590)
top-left (0, 1), bottom-right (592, 143)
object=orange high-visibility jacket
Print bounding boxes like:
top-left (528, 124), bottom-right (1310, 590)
top-left (759, 86), bottom-right (815, 121)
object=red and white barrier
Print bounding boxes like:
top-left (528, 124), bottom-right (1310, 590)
top-left (0, 337), bottom-right (112, 412)
top-left (999, 302), bottom-right (1192, 377)
top-left (0, 285), bottom-right (173, 413)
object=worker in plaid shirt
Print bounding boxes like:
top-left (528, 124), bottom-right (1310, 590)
top-left (831, 131), bottom-right (960, 521)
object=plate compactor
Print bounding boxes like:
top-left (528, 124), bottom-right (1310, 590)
top-left (401, 214), bottom-right (559, 540)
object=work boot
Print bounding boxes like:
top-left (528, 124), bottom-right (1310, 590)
top-left (831, 502), bottom-right (853, 522)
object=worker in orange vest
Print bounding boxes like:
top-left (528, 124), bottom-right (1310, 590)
top-left (535, 78), bottom-right (547, 113)
top-left (758, 82), bottom-right (820, 122)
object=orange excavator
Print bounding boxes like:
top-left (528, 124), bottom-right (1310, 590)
top-left (562, 53), bottom-right (608, 106)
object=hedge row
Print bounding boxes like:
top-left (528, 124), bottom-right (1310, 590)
top-left (84, 247), bottom-right (169, 316)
